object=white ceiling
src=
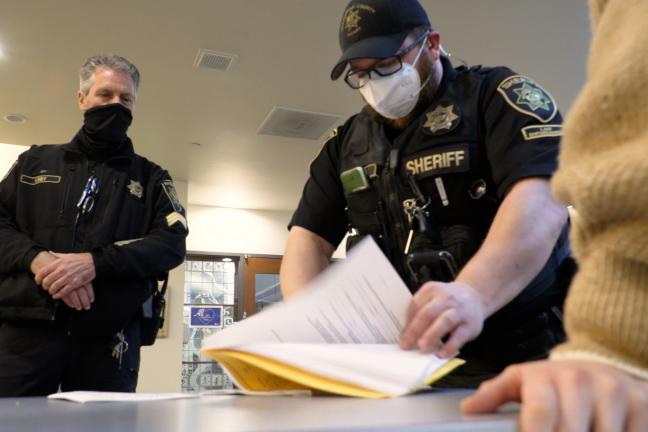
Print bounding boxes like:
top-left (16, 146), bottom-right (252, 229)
top-left (0, 0), bottom-right (591, 211)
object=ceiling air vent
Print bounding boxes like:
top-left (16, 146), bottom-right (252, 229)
top-left (194, 49), bottom-right (237, 71)
top-left (257, 106), bottom-right (341, 141)
top-left (3, 114), bottom-right (27, 124)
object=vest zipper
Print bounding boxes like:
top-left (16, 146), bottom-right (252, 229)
top-left (380, 169), bottom-right (409, 280)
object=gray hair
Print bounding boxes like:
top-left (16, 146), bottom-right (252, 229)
top-left (79, 54), bottom-right (141, 95)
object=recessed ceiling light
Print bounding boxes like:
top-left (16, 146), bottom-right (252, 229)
top-left (4, 114), bottom-right (27, 124)
top-left (222, 257), bottom-right (232, 262)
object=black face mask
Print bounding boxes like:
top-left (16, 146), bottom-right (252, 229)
top-left (77, 103), bottom-right (133, 159)
top-left (82, 103), bottom-right (132, 144)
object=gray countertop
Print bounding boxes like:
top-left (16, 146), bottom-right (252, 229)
top-left (0, 390), bottom-right (518, 432)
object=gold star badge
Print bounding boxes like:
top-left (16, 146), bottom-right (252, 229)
top-left (127, 180), bottom-right (143, 199)
top-left (423, 105), bottom-right (460, 134)
top-left (424, 105), bottom-right (460, 135)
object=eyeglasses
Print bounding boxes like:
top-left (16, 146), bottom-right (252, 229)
top-left (344, 31), bottom-right (430, 89)
top-left (77, 175), bottom-right (99, 215)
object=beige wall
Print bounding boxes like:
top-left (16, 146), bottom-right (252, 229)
top-left (187, 204), bottom-right (346, 258)
top-left (0, 143), bottom-right (28, 178)
top-left (187, 205), bottom-right (292, 256)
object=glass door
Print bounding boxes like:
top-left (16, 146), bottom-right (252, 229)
top-left (242, 257), bottom-right (283, 317)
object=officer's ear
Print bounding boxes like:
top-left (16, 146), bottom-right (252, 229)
top-left (77, 90), bottom-right (88, 111)
top-left (425, 31), bottom-right (442, 59)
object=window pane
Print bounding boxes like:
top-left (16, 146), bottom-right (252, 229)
top-left (182, 255), bottom-right (238, 393)
top-left (255, 273), bottom-right (282, 313)
top-left (224, 262), bottom-right (235, 274)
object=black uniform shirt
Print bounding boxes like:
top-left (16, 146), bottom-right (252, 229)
top-left (0, 135), bottom-right (188, 334)
top-left (290, 57), bottom-right (563, 250)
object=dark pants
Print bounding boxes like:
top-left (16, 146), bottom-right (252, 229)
top-left (0, 320), bottom-right (141, 397)
top-left (432, 308), bottom-right (566, 389)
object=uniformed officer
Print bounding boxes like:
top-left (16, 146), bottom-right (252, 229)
top-left (0, 54), bottom-right (188, 396)
top-left (281, 0), bottom-right (574, 387)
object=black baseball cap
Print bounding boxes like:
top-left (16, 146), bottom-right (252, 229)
top-left (330, 0), bottom-right (431, 80)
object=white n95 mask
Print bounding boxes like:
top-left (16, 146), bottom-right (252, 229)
top-left (359, 40), bottom-right (429, 120)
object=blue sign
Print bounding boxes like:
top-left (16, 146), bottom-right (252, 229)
top-left (190, 306), bottom-right (223, 328)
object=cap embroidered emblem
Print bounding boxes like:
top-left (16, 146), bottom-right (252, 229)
top-left (343, 7), bottom-right (363, 36)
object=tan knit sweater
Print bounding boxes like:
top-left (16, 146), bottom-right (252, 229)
top-left (549, 0), bottom-right (648, 379)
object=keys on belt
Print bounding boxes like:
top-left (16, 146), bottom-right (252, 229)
top-left (111, 330), bottom-right (129, 369)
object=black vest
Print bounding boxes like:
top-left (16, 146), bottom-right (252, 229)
top-left (341, 62), bottom-right (499, 287)
top-left (338, 60), bottom-right (571, 326)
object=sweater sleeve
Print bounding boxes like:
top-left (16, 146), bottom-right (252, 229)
top-left (549, 0), bottom-right (648, 380)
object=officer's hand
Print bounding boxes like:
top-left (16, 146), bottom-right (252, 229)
top-left (60, 283), bottom-right (95, 311)
top-left (400, 281), bottom-right (485, 357)
top-left (30, 250), bottom-right (58, 275)
top-left (461, 360), bottom-right (648, 432)
top-left (36, 252), bottom-right (96, 298)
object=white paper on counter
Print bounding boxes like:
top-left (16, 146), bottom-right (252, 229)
top-left (48, 391), bottom-right (199, 403)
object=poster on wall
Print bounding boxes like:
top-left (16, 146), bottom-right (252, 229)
top-left (189, 305), bottom-right (223, 328)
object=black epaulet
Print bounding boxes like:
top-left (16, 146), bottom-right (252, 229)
top-left (26, 143), bottom-right (67, 156)
top-left (456, 64), bottom-right (488, 74)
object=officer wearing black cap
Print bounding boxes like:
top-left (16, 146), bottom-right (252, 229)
top-left (281, 0), bottom-right (574, 387)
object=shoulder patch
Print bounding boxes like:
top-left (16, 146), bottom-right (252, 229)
top-left (497, 75), bottom-right (557, 123)
top-left (166, 211), bottom-right (188, 231)
top-left (161, 179), bottom-right (184, 213)
top-left (521, 125), bottom-right (563, 141)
